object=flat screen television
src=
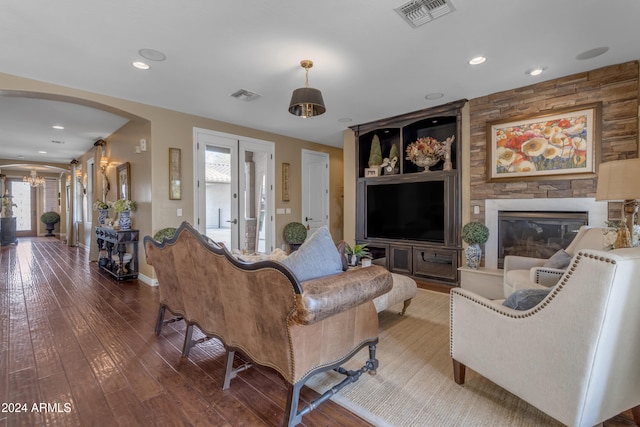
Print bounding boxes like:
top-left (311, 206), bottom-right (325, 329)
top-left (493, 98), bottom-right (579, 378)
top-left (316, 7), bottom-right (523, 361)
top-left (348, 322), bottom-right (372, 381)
top-left (366, 180), bottom-right (445, 243)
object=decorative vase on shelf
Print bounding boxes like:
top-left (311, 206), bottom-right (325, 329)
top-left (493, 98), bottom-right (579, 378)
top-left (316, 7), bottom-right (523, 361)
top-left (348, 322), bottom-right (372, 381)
top-left (465, 244), bottom-right (482, 270)
top-left (119, 211), bottom-right (131, 230)
top-left (411, 155), bottom-right (440, 171)
top-left (98, 209), bottom-right (109, 226)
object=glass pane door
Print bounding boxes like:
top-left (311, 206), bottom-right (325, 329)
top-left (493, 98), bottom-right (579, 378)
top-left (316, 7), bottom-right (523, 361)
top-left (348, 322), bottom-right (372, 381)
top-left (11, 180), bottom-right (36, 236)
top-left (204, 144), bottom-right (236, 249)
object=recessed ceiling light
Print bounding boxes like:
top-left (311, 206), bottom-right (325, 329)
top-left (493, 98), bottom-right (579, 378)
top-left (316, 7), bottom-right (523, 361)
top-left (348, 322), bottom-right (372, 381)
top-left (52, 125), bottom-right (64, 130)
top-left (527, 67), bottom-right (546, 76)
top-left (39, 151), bottom-right (47, 154)
top-left (576, 47), bottom-right (609, 60)
top-left (132, 61), bottom-right (150, 70)
top-left (425, 93), bottom-right (444, 100)
top-left (468, 56), bottom-right (486, 65)
top-left (138, 48), bottom-right (166, 61)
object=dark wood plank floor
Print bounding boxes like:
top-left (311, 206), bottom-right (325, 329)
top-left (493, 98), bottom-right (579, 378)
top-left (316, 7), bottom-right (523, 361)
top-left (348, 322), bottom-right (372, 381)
top-left (0, 238), bottom-right (372, 427)
top-left (1, 238), bottom-right (637, 427)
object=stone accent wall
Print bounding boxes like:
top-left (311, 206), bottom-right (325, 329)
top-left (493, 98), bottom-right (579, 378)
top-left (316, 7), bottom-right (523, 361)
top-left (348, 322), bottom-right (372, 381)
top-left (468, 61), bottom-right (639, 223)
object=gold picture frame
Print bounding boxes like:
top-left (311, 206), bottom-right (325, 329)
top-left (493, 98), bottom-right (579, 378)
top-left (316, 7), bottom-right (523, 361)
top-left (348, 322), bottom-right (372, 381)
top-left (282, 162), bottom-right (290, 202)
top-left (169, 148), bottom-right (182, 200)
top-left (116, 162), bottom-right (131, 200)
top-left (486, 102), bottom-right (601, 182)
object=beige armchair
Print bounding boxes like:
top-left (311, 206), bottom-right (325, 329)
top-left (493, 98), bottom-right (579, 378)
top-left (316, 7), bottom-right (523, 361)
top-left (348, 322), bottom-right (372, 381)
top-left (451, 247), bottom-right (640, 426)
top-left (503, 226), bottom-right (608, 297)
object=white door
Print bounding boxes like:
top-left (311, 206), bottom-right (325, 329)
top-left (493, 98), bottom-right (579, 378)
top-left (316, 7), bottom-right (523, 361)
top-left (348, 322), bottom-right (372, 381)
top-left (194, 128), bottom-right (275, 253)
top-left (301, 149), bottom-right (329, 235)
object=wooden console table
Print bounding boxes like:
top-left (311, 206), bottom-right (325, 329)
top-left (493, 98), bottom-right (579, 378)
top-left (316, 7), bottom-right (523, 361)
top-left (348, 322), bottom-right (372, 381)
top-left (96, 227), bottom-right (139, 281)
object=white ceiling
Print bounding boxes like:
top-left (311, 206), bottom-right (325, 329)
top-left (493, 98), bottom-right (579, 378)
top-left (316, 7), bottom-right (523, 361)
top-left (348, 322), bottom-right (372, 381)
top-left (1, 0), bottom-right (640, 169)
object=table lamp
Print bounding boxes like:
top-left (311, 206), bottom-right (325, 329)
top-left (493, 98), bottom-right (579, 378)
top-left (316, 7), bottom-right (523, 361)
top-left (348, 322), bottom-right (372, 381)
top-left (595, 158), bottom-right (640, 247)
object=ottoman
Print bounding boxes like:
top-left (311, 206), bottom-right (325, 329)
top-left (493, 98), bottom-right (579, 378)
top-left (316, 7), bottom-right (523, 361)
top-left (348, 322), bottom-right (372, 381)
top-left (373, 273), bottom-right (418, 315)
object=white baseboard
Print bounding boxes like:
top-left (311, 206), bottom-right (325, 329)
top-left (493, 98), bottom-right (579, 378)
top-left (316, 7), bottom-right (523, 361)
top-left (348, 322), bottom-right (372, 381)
top-left (138, 273), bottom-right (158, 287)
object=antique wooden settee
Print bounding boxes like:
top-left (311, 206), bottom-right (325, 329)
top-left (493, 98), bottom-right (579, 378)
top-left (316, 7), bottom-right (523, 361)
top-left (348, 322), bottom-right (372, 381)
top-left (144, 221), bottom-right (393, 426)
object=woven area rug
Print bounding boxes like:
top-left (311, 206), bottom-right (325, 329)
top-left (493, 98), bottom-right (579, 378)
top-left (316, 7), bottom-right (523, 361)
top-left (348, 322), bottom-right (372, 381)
top-left (306, 289), bottom-right (562, 426)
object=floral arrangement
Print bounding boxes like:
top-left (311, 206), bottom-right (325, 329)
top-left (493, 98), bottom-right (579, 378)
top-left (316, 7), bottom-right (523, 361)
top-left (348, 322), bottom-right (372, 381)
top-left (93, 200), bottom-right (110, 211)
top-left (461, 222), bottom-right (490, 245)
top-left (494, 113), bottom-right (588, 174)
top-left (1, 192), bottom-right (17, 217)
top-left (405, 136), bottom-right (446, 163)
top-left (112, 199), bottom-right (137, 213)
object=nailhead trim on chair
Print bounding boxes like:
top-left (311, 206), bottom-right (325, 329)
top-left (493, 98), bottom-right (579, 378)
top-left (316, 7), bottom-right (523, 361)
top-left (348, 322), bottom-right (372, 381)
top-left (450, 251), bottom-right (618, 356)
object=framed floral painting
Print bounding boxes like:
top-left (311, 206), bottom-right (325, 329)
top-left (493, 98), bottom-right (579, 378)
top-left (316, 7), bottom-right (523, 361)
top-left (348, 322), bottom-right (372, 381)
top-left (486, 103), bottom-right (601, 182)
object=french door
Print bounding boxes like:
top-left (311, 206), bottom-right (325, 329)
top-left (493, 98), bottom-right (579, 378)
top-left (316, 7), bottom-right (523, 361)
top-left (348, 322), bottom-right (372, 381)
top-left (194, 128), bottom-right (275, 253)
top-left (9, 179), bottom-right (37, 237)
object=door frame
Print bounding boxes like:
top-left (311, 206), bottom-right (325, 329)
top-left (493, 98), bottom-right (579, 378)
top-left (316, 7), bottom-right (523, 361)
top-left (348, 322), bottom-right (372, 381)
top-left (193, 127), bottom-right (275, 252)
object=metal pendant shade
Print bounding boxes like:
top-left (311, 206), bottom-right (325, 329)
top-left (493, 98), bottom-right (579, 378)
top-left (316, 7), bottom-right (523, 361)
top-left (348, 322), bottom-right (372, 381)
top-left (288, 60), bottom-right (326, 118)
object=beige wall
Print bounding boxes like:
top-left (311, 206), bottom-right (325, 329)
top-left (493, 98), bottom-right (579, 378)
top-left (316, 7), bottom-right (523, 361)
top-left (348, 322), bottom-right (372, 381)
top-left (0, 72), bottom-right (344, 280)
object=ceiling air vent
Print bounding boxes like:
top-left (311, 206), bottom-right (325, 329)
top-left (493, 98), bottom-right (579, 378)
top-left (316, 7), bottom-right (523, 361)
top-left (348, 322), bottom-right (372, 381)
top-left (230, 89), bottom-right (261, 102)
top-left (395, 0), bottom-right (455, 28)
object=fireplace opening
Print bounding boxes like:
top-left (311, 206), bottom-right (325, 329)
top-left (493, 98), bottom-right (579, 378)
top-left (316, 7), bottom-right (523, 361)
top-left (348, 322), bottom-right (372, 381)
top-left (498, 211), bottom-right (589, 269)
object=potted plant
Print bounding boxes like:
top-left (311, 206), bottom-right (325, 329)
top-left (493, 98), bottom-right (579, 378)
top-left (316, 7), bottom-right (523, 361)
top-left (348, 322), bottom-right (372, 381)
top-left (283, 222), bottom-right (307, 252)
top-left (1, 191), bottom-right (17, 218)
top-left (40, 211), bottom-right (60, 237)
top-left (461, 221), bottom-right (489, 269)
top-left (112, 199), bottom-right (137, 230)
top-left (345, 243), bottom-right (372, 266)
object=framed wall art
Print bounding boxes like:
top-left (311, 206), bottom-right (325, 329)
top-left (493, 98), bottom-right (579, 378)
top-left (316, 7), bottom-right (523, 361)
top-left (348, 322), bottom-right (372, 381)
top-left (282, 162), bottom-right (290, 202)
top-left (169, 147), bottom-right (182, 200)
top-left (486, 102), bottom-right (601, 182)
top-left (116, 162), bottom-right (131, 200)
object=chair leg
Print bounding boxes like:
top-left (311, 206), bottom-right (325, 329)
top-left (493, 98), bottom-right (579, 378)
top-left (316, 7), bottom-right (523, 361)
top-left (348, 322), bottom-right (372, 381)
top-left (453, 359), bottom-right (466, 384)
top-left (155, 305), bottom-right (166, 335)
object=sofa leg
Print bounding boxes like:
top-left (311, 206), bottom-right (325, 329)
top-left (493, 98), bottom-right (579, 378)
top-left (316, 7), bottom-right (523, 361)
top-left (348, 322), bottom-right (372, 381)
top-left (223, 350), bottom-right (235, 390)
top-left (155, 305), bottom-right (166, 335)
top-left (632, 405), bottom-right (640, 425)
top-left (284, 382), bottom-right (304, 427)
top-left (182, 324), bottom-right (194, 357)
top-left (453, 359), bottom-right (466, 385)
top-left (400, 298), bottom-right (412, 316)
top-left (367, 344), bottom-right (379, 375)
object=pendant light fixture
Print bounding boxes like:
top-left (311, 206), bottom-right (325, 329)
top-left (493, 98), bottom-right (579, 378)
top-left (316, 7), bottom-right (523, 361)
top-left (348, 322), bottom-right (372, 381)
top-left (288, 59), bottom-right (326, 118)
top-left (23, 169), bottom-right (45, 187)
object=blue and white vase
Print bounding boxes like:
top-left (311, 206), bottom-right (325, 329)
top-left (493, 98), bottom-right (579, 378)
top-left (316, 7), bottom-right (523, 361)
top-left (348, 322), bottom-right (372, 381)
top-left (465, 244), bottom-right (482, 269)
top-left (119, 210), bottom-right (131, 230)
top-left (98, 209), bottom-right (109, 226)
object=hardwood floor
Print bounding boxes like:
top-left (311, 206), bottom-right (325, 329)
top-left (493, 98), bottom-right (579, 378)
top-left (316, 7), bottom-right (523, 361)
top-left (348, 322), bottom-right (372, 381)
top-left (0, 238), bottom-right (371, 426)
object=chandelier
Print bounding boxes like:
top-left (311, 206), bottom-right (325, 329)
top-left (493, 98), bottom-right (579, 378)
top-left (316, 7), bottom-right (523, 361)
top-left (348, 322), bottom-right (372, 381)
top-left (23, 170), bottom-right (45, 187)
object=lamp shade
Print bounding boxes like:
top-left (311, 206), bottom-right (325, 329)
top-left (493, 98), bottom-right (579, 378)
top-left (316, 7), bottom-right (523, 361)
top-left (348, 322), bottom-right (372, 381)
top-left (288, 87), bottom-right (326, 118)
top-left (595, 158), bottom-right (640, 201)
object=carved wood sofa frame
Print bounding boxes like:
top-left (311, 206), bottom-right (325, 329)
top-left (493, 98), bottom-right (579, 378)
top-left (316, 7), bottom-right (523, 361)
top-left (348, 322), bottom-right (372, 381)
top-left (144, 221), bottom-right (393, 426)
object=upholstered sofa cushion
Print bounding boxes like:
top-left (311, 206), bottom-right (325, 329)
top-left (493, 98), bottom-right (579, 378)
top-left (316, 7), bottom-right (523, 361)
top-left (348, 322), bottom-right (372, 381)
top-left (281, 226), bottom-right (344, 282)
top-left (503, 287), bottom-right (552, 310)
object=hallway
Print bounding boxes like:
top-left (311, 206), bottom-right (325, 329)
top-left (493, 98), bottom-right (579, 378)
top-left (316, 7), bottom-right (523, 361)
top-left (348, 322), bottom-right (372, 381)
top-left (0, 238), bottom-right (366, 426)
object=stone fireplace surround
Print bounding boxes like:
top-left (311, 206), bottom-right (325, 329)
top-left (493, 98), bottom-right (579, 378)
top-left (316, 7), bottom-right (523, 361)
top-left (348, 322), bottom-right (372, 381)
top-left (485, 198), bottom-right (609, 269)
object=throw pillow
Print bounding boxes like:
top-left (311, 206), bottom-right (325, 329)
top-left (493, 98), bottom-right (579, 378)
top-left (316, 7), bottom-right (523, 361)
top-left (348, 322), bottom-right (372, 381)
top-left (281, 226), bottom-right (344, 282)
top-left (503, 288), bottom-right (552, 310)
top-left (543, 249), bottom-right (572, 269)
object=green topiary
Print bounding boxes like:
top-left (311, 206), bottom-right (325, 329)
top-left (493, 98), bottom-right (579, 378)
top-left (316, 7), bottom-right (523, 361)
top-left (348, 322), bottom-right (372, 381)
top-left (461, 222), bottom-right (489, 245)
top-left (389, 143), bottom-right (399, 161)
top-left (368, 134), bottom-right (383, 167)
top-left (40, 211), bottom-right (60, 224)
top-left (283, 222), bottom-right (307, 244)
